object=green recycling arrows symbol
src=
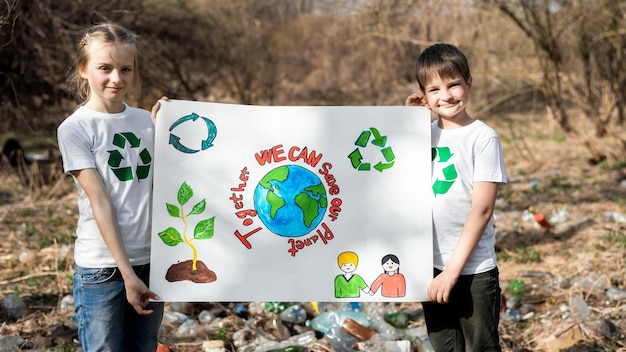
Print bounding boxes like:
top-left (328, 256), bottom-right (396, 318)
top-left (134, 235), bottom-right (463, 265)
top-left (107, 132), bottom-right (152, 181)
top-left (348, 127), bottom-right (395, 172)
top-left (432, 146), bottom-right (457, 195)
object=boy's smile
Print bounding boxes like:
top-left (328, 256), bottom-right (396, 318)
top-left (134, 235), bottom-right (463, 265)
top-left (424, 74), bottom-right (473, 127)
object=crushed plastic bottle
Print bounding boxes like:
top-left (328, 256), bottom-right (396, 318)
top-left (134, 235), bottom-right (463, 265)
top-left (308, 309), bottom-right (370, 333)
top-left (570, 295), bottom-right (590, 320)
top-left (606, 211), bottom-right (626, 223)
top-left (176, 318), bottom-right (200, 338)
top-left (550, 206), bottom-right (569, 223)
top-left (607, 287), bottom-right (626, 301)
top-left (324, 325), bottom-right (359, 352)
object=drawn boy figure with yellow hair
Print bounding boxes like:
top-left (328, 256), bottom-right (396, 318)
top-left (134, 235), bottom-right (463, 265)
top-left (334, 251), bottom-right (370, 298)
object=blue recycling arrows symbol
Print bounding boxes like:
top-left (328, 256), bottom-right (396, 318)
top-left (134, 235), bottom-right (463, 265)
top-left (169, 112), bottom-right (217, 154)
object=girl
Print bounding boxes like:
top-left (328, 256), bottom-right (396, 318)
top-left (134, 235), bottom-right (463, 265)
top-left (57, 22), bottom-right (164, 351)
top-left (369, 254), bottom-right (406, 298)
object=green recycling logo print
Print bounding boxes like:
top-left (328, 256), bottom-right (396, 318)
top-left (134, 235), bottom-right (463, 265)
top-left (432, 146), bottom-right (457, 195)
top-left (348, 127), bottom-right (395, 172)
top-left (107, 132), bottom-right (152, 181)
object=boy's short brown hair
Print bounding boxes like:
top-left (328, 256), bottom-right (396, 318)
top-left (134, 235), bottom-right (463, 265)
top-left (415, 43), bottom-right (471, 93)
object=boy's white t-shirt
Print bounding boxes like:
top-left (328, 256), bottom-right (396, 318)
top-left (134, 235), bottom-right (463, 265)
top-left (431, 119), bottom-right (507, 275)
top-left (57, 104), bottom-right (155, 268)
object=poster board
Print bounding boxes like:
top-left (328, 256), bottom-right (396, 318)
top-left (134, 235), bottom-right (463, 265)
top-left (150, 100), bottom-right (432, 302)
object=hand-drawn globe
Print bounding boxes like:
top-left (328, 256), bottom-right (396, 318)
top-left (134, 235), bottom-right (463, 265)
top-left (254, 165), bottom-right (327, 237)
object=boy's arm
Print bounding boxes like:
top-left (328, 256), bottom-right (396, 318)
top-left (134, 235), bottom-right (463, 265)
top-left (73, 168), bottom-right (159, 314)
top-left (427, 181), bottom-right (499, 303)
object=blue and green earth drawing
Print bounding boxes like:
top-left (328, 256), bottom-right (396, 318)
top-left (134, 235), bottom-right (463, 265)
top-left (254, 165), bottom-right (327, 237)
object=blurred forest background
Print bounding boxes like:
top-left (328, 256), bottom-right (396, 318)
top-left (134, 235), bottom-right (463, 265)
top-left (1, 0), bottom-right (625, 165)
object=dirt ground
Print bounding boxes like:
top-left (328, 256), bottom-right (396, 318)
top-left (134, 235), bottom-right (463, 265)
top-left (1, 110), bottom-right (625, 351)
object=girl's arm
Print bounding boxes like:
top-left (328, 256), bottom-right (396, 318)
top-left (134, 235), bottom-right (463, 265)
top-left (73, 168), bottom-right (159, 315)
top-left (427, 181), bottom-right (499, 303)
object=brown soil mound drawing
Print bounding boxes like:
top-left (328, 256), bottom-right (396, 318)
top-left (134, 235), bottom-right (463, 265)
top-left (165, 260), bottom-right (217, 283)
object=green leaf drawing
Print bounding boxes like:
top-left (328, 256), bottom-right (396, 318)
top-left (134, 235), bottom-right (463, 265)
top-left (158, 227), bottom-right (184, 246)
top-left (194, 217), bottom-right (215, 240)
top-left (166, 203), bottom-right (181, 217)
top-left (159, 182), bottom-right (215, 272)
top-left (189, 199), bottom-right (206, 215)
top-left (178, 181), bottom-right (193, 206)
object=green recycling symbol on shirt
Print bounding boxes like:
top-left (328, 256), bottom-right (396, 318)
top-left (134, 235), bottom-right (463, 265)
top-left (107, 132), bottom-right (152, 182)
top-left (432, 146), bottom-right (457, 195)
top-left (348, 127), bottom-right (395, 172)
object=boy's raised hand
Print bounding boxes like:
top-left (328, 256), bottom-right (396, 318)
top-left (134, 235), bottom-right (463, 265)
top-left (405, 93), bottom-right (429, 108)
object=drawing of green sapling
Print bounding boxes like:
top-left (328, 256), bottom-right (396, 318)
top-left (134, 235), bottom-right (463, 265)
top-left (158, 181), bottom-right (217, 283)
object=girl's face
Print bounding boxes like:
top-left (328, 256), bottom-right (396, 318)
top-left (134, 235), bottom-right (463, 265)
top-left (80, 42), bottom-right (135, 113)
top-left (423, 73), bottom-right (471, 124)
top-left (383, 259), bottom-right (399, 272)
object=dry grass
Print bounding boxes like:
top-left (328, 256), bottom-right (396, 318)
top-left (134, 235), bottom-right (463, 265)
top-left (0, 109), bottom-right (625, 351)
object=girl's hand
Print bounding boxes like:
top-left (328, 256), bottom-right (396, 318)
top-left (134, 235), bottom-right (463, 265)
top-left (405, 93), bottom-right (429, 107)
top-left (151, 96), bottom-right (169, 125)
top-left (125, 274), bottom-right (159, 315)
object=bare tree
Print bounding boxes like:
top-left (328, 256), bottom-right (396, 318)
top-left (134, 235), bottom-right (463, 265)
top-left (484, 0), bottom-right (626, 163)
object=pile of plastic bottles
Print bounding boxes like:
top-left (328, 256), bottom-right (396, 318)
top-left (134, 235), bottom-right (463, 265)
top-left (159, 301), bottom-right (434, 352)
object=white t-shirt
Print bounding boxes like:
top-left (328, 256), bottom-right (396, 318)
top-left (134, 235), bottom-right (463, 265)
top-left (431, 119), bottom-right (507, 275)
top-left (57, 104), bottom-right (154, 268)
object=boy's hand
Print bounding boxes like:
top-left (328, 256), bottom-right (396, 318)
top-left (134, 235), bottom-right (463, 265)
top-left (405, 93), bottom-right (429, 107)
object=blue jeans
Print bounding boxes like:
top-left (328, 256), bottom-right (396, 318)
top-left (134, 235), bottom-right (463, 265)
top-left (74, 264), bottom-right (164, 352)
top-left (422, 267), bottom-right (502, 352)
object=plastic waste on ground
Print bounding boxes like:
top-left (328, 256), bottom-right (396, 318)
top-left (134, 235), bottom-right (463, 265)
top-left (0, 335), bottom-right (25, 352)
top-left (507, 279), bottom-right (526, 297)
top-left (2, 293), bottom-right (27, 319)
top-left (308, 309), bottom-right (371, 334)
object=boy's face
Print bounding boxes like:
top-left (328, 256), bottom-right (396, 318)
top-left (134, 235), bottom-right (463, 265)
top-left (423, 73), bottom-right (471, 121)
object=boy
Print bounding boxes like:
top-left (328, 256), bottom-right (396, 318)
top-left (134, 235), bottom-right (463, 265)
top-left (406, 43), bottom-right (507, 351)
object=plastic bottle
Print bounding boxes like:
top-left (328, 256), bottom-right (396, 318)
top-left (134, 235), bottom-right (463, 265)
top-left (550, 206), bottom-right (569, 223)
top-left (417, 337), bottom-right (435, 352)
top-left (324, 325), bottom-right (359, 352)
top-left (279, 304), bottom-right (307, 324)
top-left (285, 330), bottom-right (317, 346)
top-left (308, 309), bottom-right (370, 333)
top-left (265, 301), bottom-right (289, 314)
top-left (176, 318), bottom-right (200, 338)
top-left (570, 295), bottom-right (590, 320)
top-left (606, 211), bottom-right (626, 223)
top-left (162, 311), bottom-right (189, 325)
top-left (3, 293), bottom-right (27, 318)
top-left (59, 294), bottom-right (74, 314)
top-left (342, 318), bottom-right (376, 341)
top-left (197, 309), bottom-right (216, 324)
top-left (384, 311), bottom-right (410, 329)
top-left (507, 279), bottom-right (526, 297)
top-left (533, 213), bottom-right (551, 229)
top-left (370, 315), bottom-right (402, 340)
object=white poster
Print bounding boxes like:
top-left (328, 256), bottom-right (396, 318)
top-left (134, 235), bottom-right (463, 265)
top-left (150, 100), bottom-right (432, 302)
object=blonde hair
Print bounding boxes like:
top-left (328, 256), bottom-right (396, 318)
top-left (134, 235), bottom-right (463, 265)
top-left (67, 22), bottom-right (141, 103)
top-left (337, 251), bottom-right (358, 268)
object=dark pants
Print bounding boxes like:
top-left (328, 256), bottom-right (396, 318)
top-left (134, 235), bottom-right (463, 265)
top-left (422, 267), bottom-right (502, 352)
